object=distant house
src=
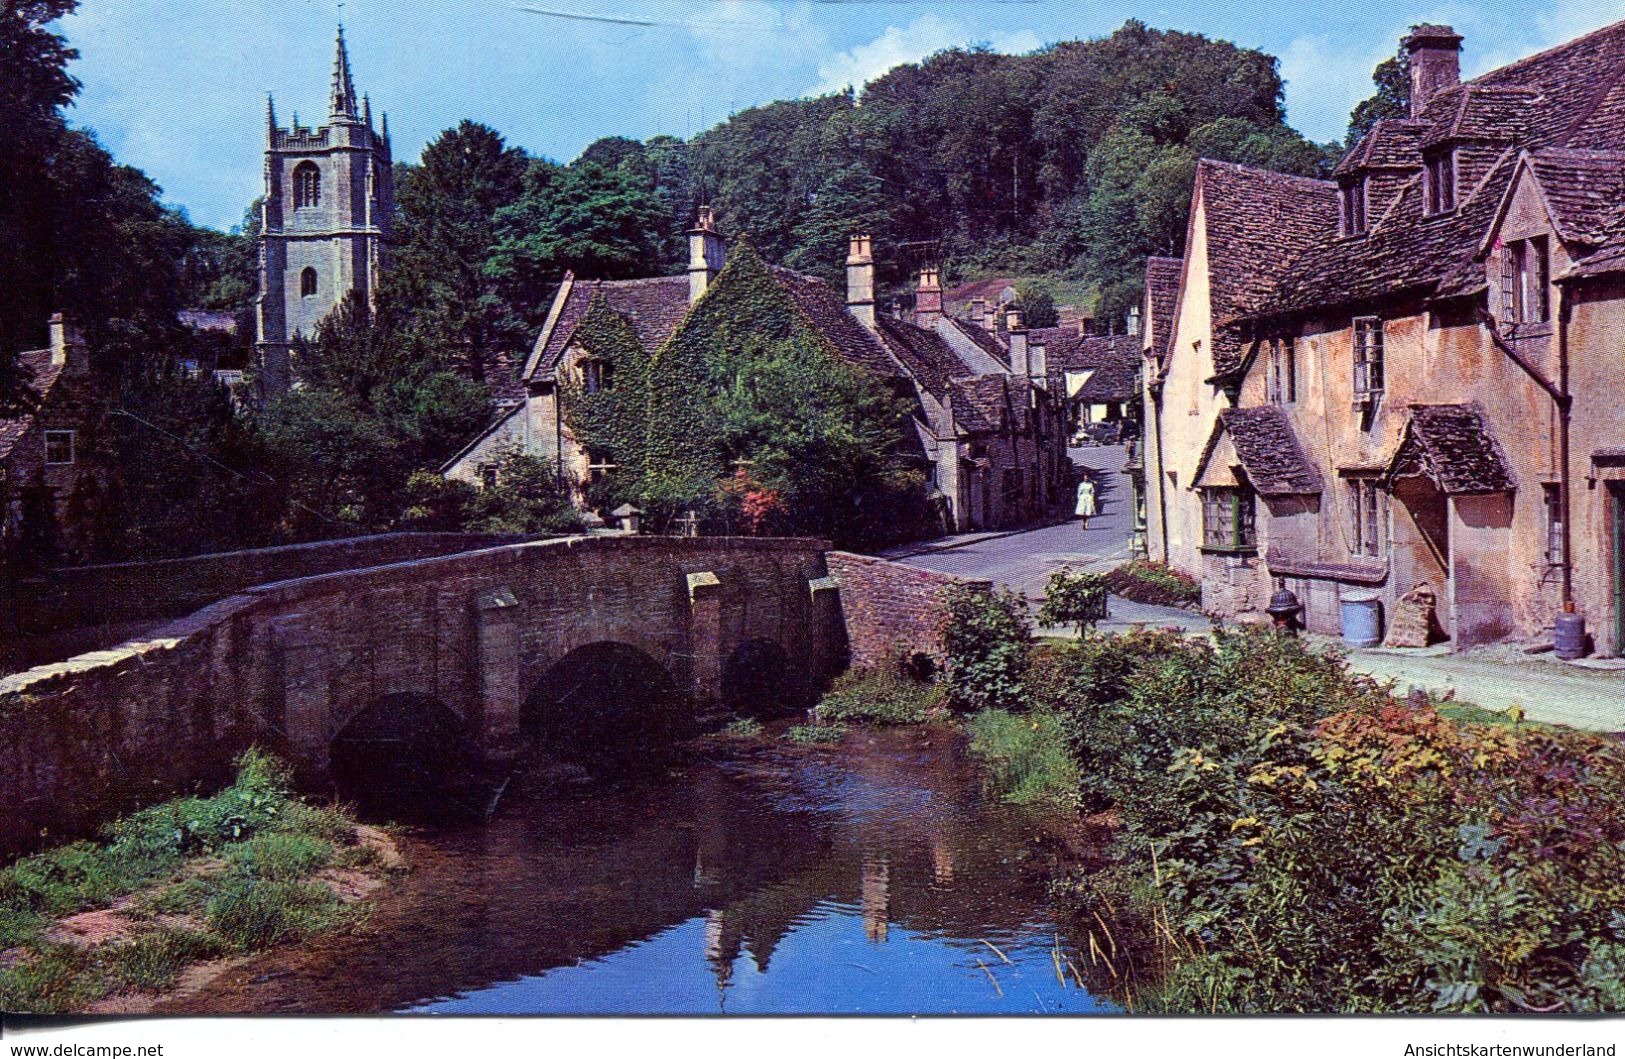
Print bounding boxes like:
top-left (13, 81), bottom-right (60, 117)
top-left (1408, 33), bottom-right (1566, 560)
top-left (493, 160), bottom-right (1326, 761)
top-left (446, 211), bottom-right (1068, 534)
top-left (0, 315), bottom-right (107, 565)
top-left (943, 277), bottom-right (1019, 321)
top-left (1143, 20), bottom-right (1625, 654)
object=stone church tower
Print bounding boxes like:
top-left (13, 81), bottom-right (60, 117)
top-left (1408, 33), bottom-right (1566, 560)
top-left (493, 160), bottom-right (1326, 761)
top-left (256, 27), bottom-right (393, 392)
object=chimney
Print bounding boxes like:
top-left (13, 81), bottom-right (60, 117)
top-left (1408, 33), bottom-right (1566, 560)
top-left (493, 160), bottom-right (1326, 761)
top-left (1078, 314), bottom-right (1094, 338)
top-left (969, 297), bottom-right (987, 325)
top-left (845, 234), bottom-right (875, 330)
top-left (915, 268), bottom-right (943, 329)
top-left (1007, 307), bottom-right (1029, 377)
top-left (1030, 336), bottom-right (1048, 388)
top-left (983, 301), bottom-right (1000, 334)
top-left (1127, 304), bottom-right (1142, 337)
top-left (688, 206), bottom-right (726, 304)
top-left (48, 313), bottom-right (88, 375)
top-left (1403, 25), bottom-right (1462, 118)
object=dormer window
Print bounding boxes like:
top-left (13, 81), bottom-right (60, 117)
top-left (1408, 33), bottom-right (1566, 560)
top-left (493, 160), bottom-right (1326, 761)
top-left (1424, 150), bottom-right (1456, 215)
top-left (1340, 178), bottom-right (1368, 237)
top-left (1501, 236), bottom-right (1551, 325)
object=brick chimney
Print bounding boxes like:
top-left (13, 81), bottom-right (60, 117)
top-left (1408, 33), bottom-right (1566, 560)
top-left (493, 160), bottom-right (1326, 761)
top-left (1404, 25), bottom-right (1462, 118)
top-left (845, 234), bottom-right (875, 329)
top-left (915, 268), bottom-right (943, 329)
top-left (48, 313), bottom-right (88, 375)
top-left (1007, 306), bottom-right (1029, 376)
top-left (688, 206), bottom-right (726, 304)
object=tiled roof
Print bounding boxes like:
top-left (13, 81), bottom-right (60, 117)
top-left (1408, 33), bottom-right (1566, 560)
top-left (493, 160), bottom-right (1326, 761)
top-left (1144, 256), bottom-right (1182, 362)
top-left (0, 350), bottom-right (63, 460)
top-left (1028, 325), bottom-right (1080, 369)
top-left (1253, 19), bottom-right (1625, 320)
top-left (1198, 160), bottom-right (1338, 375)
top-left (1386, 403), bottom-right (1514, 494)
top-left (1210, 406), bottom-right (1322, 496)
top-left (875, 315), bottom-right (972, 399)
top-left (948, 317), bottom-right (1011, 369)
top-left (1523, 149), bottom-right (1625, 246)
top-left (526, 274), bottom-right (690, 379)
top-left (1335, 119), bottom-right (1426, 176)
top-left (1076, 357), bottom-right (1140, 404)
top-left (948, 375), bottom-right (1021, 435)
top-left (770, 267), bottom-right (903, 379)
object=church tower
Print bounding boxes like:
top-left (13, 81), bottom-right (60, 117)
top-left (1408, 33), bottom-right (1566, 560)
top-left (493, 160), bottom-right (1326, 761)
top-left (256, 27), bottom-right (393, 392)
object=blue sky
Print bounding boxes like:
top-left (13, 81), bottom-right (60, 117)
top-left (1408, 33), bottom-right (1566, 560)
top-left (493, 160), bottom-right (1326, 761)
top-left (59, 0), bottom-right (1623, 231)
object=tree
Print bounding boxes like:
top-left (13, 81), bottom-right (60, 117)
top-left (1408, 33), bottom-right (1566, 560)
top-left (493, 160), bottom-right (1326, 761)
top-left (1347, 51), bottom-right (1410, 148)
top-left (384, 121), bottom-right (530, 379)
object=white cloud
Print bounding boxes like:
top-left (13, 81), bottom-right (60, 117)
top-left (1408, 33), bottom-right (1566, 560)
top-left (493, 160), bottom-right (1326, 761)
top-left (1278, 32), bottom-right (1394, 144)
top-left (806, 15), bottom-right (1040, 97)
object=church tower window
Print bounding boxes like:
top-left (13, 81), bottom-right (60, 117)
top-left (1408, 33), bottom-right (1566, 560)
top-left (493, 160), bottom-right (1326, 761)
top-left (293, 162), bottom-right (322, 209)
top-left (300, 268), bottom-right (318, 297)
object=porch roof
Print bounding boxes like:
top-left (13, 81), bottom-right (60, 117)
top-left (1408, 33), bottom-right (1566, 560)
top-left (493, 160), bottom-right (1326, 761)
top-left (1385, 403), bottom-right (1516, 494)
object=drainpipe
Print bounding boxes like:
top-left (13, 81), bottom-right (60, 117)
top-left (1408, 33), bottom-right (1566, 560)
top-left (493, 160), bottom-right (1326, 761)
top-left (1477, 304), bottom-right (1574, 613)
top-left (1150, 366), bottom-right (1170, 561)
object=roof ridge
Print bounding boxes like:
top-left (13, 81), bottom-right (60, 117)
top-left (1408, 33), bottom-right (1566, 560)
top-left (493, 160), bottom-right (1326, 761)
top-left (1197, 156), bottom-right (1336, 188)
top-left (1470, 17), bottom-right (1625, 87)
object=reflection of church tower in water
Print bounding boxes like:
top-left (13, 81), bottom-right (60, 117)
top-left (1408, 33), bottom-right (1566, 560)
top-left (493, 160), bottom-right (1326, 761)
top-left (862, 854), bottom-right (891, 943)
top-left (256, 26), bottom-right (393, 393)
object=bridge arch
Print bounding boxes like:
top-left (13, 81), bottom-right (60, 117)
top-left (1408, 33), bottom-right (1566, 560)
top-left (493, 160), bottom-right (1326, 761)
top-left (525, 640), bottom-right (692, 771)
top-left (329, 693), bottom-right (477, 813)
top-left (721, 637), bottom-right (804, 718)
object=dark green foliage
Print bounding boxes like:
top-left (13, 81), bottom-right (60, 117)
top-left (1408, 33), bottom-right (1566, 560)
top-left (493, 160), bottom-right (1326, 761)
top-left (1023, 627), bottom-right (1625, 1013)
top-left (1104, 559), bottom-right (1202, 607)
top-left (941, 584), bottom-right (1032, 713)
top-left (816, 667), bottom-right (946, 726)
top-left (1347, 51), bottom-right (1410, 147)
top-left (785, 723), bottom-right (848, 745)
top-left (1038, 566), bottom-right (1110, 636)
top-left (204, 879), bottom-right (346, 952)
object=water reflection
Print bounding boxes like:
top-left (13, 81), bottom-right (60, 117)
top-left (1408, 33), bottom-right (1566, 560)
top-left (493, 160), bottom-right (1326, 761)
top-left (166, 726), bottom-right (1114, 1016)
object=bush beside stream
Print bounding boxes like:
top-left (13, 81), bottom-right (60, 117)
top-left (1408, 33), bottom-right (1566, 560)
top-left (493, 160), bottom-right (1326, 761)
top-left (937, 584), bottom-right (1625, 1013)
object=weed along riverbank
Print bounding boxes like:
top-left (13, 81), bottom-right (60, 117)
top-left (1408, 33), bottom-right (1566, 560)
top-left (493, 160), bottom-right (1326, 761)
top-left (929, 576), bottom-right (1625, 1014)
top-left (0, 751), bottom-right (402, 1014)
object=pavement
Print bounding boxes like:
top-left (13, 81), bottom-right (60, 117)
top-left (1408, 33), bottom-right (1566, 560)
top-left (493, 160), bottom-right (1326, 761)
top-left (872, 442), bottom-right (1625, 732)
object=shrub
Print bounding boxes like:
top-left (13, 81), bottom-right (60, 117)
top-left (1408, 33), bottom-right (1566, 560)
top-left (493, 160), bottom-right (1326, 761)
top-left (721, 717), bottom-right (765, 738)
top-left (816, 668), bottom-right (946, 726)
top-left (1038, 566), bottom-right (1110, 636)
top-left (1104, 560), bottom-right (1201, 608)
top-left (941, 584), bottom-right (1032, 713)
top-left (225, 833), bottom-right (333, 883)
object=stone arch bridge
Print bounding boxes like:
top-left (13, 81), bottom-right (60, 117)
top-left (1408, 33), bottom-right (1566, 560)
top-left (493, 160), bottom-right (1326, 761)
top-left (0, 535), bottom-right (972, 858)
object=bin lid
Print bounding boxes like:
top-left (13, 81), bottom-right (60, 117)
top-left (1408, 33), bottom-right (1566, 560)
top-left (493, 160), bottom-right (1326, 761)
top-left (1341, 591), bottom-right (1382, 604)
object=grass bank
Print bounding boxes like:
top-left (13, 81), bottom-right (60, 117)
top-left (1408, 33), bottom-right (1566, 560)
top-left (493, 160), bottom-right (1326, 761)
top-left (0, 749), bottom-right (401, 1014)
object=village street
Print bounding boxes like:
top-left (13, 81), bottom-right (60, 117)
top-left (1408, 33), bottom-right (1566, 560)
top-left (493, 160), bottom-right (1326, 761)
top-left (883, 445), bottom-right (1625, 733)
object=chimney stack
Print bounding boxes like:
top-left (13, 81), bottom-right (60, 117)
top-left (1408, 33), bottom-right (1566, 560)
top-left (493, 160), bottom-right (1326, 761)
top-left (915, 268), bottom-right (943, 329)
top-left (48, 313), bottom-right (88, 375)
top-left (845, 234), bottom-right (876, 330)
top-left (1030, 336), bottom-right (1048, 388)
top-left (1007, 307), bottom-right (1029, 377)
top-left (1403, 25), bottom-right (1462, 118)
top-left (688, 206), bottom-right (726, 304)
top-left (1127, 304), bottom-right (1142, 337)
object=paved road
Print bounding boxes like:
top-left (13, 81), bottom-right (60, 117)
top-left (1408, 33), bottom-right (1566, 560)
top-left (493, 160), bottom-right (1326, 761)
top-left (886, 445), bottom-right (1135, 601)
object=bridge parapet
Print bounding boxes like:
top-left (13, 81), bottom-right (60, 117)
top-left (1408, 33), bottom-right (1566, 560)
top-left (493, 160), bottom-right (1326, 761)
top-left (0, 535), bottom-right (860, 858)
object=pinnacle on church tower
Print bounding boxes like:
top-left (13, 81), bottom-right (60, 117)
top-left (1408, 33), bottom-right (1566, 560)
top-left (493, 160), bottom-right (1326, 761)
top-left (330, 25), bottom-right (358, 120)
top-left (265, 93), bottom-right (277, 143)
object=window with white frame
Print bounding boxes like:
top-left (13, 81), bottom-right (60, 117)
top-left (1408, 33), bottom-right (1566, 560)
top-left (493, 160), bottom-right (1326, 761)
top-left (1266, 337), bottom-right (1296, 404)
top-left (1346, 477), bottom-right (1388, 558)
top-left (43, 430), bottom-right (74, 466)
top-left (1353, 317), bottom-right (1384, 397)
top-left (1501, 236), bottom-right (1551, 325)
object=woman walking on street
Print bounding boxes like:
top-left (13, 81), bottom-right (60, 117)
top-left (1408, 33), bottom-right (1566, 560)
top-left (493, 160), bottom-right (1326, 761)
top-left (1075, 477), bottom-right (1097, 529)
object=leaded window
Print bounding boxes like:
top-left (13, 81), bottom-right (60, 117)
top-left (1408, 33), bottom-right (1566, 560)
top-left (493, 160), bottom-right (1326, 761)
top-left (1202, 487), bottom-right (1256, 552)
top-left (1353, 317), bottom-right (1384, 397)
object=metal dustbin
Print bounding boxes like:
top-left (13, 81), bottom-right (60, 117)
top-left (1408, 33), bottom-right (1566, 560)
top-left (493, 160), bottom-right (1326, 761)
top-left (1554, 611), bottom-right (1588, 660)
top-left (1339, 591), bottom-right (1384, 648)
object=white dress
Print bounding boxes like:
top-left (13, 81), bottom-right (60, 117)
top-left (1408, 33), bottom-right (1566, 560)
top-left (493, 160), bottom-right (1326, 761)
top-left (1075, 482), bottom-right (1097, 518)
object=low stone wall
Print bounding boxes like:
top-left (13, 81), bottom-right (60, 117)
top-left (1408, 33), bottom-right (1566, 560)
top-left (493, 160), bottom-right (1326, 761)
top-left (826, 551), bottom-right (990, 671)
top-left (10, 532), bottom-right (525, 638)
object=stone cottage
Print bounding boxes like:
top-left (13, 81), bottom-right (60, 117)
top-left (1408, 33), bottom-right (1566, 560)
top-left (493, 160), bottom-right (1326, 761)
top-left (445, 211), bottom-right (1068, 533)
top-left (1143, 19), bottom-right (1625, 654)
top-left (0, 315), bottom-right (106, 565)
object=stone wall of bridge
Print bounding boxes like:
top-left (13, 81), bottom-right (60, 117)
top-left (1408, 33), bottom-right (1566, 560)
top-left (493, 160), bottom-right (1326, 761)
top-left (0, 536), bottom-right (981, 860)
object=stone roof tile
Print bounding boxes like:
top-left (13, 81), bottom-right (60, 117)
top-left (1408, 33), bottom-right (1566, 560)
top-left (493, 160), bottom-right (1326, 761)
top-left (1213, 406), bottom-right (1322, 495)
top-left (1387, 403), bottom-right (1515, 494)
